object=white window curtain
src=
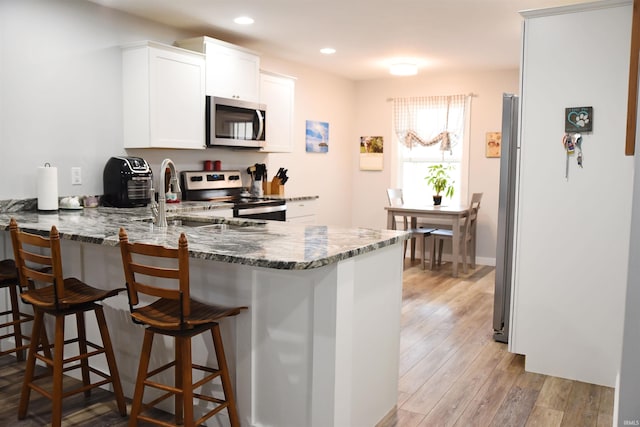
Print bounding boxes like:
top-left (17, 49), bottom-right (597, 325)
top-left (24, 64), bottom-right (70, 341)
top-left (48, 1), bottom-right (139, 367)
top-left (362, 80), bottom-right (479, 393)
top-left (392, 94), bottom-right (471, 205)
top-left (393, 95), bottom-right (467, 152)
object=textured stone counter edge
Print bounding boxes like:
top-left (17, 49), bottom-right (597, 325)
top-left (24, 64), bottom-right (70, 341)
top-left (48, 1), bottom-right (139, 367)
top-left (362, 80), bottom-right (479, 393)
top-left (0, 219), bottom-right (410, 271)
top-left (96, 231), bottom-right (409, 270)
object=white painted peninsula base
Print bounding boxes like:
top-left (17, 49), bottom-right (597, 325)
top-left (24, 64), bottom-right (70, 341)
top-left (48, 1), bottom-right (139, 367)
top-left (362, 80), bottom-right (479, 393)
top-left (0, 233), bottom-right (404, 427)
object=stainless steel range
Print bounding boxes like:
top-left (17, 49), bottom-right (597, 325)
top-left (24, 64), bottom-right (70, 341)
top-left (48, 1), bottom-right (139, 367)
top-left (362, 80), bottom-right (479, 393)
top-left (180, 170), bottom-right (286, 221)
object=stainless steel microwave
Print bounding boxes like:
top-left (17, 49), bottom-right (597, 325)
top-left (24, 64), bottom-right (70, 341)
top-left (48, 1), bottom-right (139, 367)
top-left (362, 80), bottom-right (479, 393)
top-left (206, 96), bottom-right (266, 148)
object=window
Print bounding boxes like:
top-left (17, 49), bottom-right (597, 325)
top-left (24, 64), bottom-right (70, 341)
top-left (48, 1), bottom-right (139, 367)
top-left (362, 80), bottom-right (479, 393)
top-left (392, 95), bottom-right (470, 205)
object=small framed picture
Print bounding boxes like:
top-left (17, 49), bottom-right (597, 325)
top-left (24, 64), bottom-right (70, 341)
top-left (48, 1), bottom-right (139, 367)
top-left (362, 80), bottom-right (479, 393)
top-left (486, 132), bottom-right (501, 158)
top-left (359, 136), bottom-right (383, 171)
top-left (565, 106), bottom-right (593, 132)
top-left (305, 120), bottom-right (329, 153)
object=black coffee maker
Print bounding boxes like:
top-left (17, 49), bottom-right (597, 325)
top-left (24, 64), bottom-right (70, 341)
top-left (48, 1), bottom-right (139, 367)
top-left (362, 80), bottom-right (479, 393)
top-left (103, 156), bottom-right (153, 207)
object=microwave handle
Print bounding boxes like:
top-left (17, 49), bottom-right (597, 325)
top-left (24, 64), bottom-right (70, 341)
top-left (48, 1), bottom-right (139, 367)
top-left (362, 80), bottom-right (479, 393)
top-left (255, 110), bottom-right (265, 140)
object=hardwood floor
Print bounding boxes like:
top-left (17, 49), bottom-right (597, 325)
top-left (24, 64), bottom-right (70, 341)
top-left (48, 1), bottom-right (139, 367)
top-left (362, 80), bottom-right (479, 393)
top-left (0, 261), bottom-right (614, 426)
top-left (378, 260), bottom-right (614, 427)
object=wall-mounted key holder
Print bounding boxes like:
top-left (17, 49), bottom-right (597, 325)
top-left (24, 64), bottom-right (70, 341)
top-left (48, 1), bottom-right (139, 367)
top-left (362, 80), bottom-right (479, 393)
top-left (565, 106), bottom-right (593, 132)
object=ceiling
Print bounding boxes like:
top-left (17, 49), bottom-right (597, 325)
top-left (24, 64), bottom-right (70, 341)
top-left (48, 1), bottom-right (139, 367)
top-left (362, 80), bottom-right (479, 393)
top-left (87, 0), bottom-right (586, 81)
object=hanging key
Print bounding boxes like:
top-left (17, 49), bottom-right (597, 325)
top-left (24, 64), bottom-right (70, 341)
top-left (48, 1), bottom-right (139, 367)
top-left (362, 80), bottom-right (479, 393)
top-left (563, 134), bottom-right (574, 179)
top-left (574, 133), bottom-right (583, 168)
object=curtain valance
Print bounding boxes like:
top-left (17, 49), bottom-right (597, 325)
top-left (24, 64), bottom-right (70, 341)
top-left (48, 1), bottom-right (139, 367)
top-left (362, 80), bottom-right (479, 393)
top-left (393, 95), bottom-right (467, 151)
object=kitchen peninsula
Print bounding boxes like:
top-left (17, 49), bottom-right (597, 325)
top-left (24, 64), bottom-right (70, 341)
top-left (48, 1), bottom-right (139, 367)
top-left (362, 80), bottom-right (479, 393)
top-left (0, 203), bottom-right (407, 427)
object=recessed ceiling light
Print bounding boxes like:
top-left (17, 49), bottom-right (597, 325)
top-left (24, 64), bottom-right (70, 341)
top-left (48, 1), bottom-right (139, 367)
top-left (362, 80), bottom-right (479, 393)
top-left (234, 16), bottom-right (254, 25)
top-left (320, 47), bottom-right (336, 55)
top-left (389, 62), bottom-right (418, 76)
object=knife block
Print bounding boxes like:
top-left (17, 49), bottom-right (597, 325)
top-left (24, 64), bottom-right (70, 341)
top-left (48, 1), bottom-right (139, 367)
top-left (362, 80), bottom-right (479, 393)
top-left (263, 178), bottom-right (285, 196)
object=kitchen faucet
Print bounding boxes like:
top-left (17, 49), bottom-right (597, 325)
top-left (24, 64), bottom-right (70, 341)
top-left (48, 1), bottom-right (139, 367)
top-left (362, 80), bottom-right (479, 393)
top-left (152, 158), bottom-right (181, 228)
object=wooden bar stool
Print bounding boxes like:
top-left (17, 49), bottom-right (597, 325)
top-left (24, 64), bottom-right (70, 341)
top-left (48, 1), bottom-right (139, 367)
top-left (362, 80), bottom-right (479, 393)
top-left (9, 218), bottom-right (127, 427)
top-left (0, 258), bottom-right (33, 360)
top-left (119, 227), bottom-right (247, 427)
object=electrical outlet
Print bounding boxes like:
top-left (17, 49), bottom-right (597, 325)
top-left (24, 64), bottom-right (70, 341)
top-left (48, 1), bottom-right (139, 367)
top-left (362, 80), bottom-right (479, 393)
top-left (71, 167), bottom-right (82, 185)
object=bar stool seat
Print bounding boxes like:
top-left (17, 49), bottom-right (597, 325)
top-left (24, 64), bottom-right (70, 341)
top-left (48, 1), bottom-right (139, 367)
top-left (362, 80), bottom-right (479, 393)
top-left (133, 297), bottom-right (244, 329)
top-left (9, 218), bottom-right (127, 427)
top-left (0, 258), bottom-right (33, 360)
top-left (119, 227), bottom-right (247, 427)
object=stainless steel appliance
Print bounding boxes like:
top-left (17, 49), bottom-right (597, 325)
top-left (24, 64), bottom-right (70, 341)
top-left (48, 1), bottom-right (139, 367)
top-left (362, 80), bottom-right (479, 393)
top-left (206, 96), bottom-right (266, 148)
top-left (103, 156), bottom-right (153, 207)
top-left (181, 170), bottom-right (286, 221)
top-left (493, 93), bottom-right (519, 343)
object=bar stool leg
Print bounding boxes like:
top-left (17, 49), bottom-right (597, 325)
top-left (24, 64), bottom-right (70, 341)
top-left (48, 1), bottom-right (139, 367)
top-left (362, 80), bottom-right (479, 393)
top-left (129, 328), bottom-right (154, 427)
top-left (18, 309), bottom-right (44, 419)
top-left (95, 306), bottom-right (127, 416)
top-left (181, 336), bottom-right (194, 426)
top-left (75, 312), bottom-right (91, 398)
top-left (212, 324), bottom-right (240, 427)
top-left (52, 314), bottom-right (65, 427)
top-left (8, 285), bottom-right (25, 360)
top-left (175, 337), bottom-right (184, 424)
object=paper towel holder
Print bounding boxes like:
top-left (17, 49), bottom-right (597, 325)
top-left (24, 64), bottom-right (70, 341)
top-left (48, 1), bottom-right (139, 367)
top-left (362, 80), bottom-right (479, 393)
top-left (37, 162), bottom-right (59, 213)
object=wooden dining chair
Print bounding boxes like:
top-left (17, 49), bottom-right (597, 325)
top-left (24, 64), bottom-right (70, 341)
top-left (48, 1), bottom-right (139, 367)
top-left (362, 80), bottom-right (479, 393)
top-left (9, 218), bottom-right (126, 427)
top-left (118, 227), bottom-right (248, 427)
top-left (430, 192), bottom-right (483, 272)
top-left (386, 188), bottom-right (434, 264)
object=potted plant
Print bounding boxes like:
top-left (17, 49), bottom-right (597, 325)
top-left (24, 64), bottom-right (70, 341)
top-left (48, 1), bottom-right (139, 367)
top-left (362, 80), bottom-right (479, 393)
top-left (425, 164), bottom-right (455, 205)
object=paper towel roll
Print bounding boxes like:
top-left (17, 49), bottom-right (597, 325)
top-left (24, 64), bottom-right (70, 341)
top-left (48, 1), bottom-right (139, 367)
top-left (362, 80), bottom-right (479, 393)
top-left (37, 165), bottom-right (58, 211)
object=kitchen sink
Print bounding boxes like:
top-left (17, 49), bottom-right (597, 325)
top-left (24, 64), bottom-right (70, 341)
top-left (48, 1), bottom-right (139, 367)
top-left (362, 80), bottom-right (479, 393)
top-left (182, 221), bottom-right (228, 230)
top-left (131, 216), bottom-right (264, 230)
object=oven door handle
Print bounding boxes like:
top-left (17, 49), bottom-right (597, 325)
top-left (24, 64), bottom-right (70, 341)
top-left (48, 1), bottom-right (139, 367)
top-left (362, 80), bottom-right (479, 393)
top-left (235, 204), bottom-right (286, 215)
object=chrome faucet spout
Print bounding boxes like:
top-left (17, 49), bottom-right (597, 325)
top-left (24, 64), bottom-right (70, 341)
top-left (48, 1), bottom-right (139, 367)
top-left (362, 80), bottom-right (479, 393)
top-left (156, 158), bottom-right (180, 228)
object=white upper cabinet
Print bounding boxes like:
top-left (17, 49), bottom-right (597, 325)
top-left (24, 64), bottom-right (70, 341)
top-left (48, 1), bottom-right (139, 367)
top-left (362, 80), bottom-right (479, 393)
top-left (176, 36), bottom-right (260, 102)
top-left (260, 71), bottom-right (295, 153)
top-left (122, 41), bottom-right (205, 149)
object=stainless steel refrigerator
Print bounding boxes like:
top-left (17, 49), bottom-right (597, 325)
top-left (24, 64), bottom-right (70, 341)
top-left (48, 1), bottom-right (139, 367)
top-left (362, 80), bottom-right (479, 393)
top-left (493, 93), bottom-right (518, 343)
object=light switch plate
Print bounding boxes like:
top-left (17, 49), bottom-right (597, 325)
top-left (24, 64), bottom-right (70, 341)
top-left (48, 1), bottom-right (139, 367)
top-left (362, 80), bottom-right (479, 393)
top-left (71, 167), bottom-right (82, 185)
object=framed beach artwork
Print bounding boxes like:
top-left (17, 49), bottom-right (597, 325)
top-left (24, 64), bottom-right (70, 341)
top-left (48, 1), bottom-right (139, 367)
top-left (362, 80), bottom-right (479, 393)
top-left (306, 120), bottom-right (329, 153)
top-left (359, 136), bottom-right (384, 170)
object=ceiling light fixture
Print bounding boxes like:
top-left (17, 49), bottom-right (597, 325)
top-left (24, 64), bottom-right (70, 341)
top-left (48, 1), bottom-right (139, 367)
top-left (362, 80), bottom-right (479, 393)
top-left (320, 47), bottom-right (336, 55)
top-left (389, 62), bottom-right (418, 76)
top-left (234, 16), bottom-right (254, 25)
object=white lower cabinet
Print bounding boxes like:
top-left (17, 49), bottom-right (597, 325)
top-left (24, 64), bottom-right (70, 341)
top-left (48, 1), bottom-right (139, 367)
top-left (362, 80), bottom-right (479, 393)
top-left (287, 199), bottom-right (317, 224)
top-left (122, 41), bottom-right (205, 149)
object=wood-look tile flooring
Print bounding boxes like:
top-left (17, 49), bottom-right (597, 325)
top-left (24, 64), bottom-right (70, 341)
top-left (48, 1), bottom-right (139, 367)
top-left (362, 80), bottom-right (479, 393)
top-left (0, 261), bottom-right (615, 426)
top-left (378, 260), bottom-right (614, 427)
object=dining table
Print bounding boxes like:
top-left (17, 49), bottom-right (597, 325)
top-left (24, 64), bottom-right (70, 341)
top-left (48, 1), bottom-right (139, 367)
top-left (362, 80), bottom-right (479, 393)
top-left (385, 203), bottom-right (471, 277)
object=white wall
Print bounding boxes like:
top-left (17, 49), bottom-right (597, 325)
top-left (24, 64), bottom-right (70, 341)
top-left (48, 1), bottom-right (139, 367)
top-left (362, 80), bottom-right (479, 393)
top-left (617, 118), bottom-right (640, 423)
top-left (0, 0), bottom-right (356, 227)
top-left (0, 0), bottom-right (186, 198)
top-left (258, 56), bottom-right (356, 228)
top-left (352, 70), bottom-right (519, 264)
top-left (511, 0), bottom-right (633, 387)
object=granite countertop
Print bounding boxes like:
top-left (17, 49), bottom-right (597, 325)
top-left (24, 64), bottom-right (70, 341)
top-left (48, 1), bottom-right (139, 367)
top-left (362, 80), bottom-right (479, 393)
top-left (0, 200), bottom-right (408, 270)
